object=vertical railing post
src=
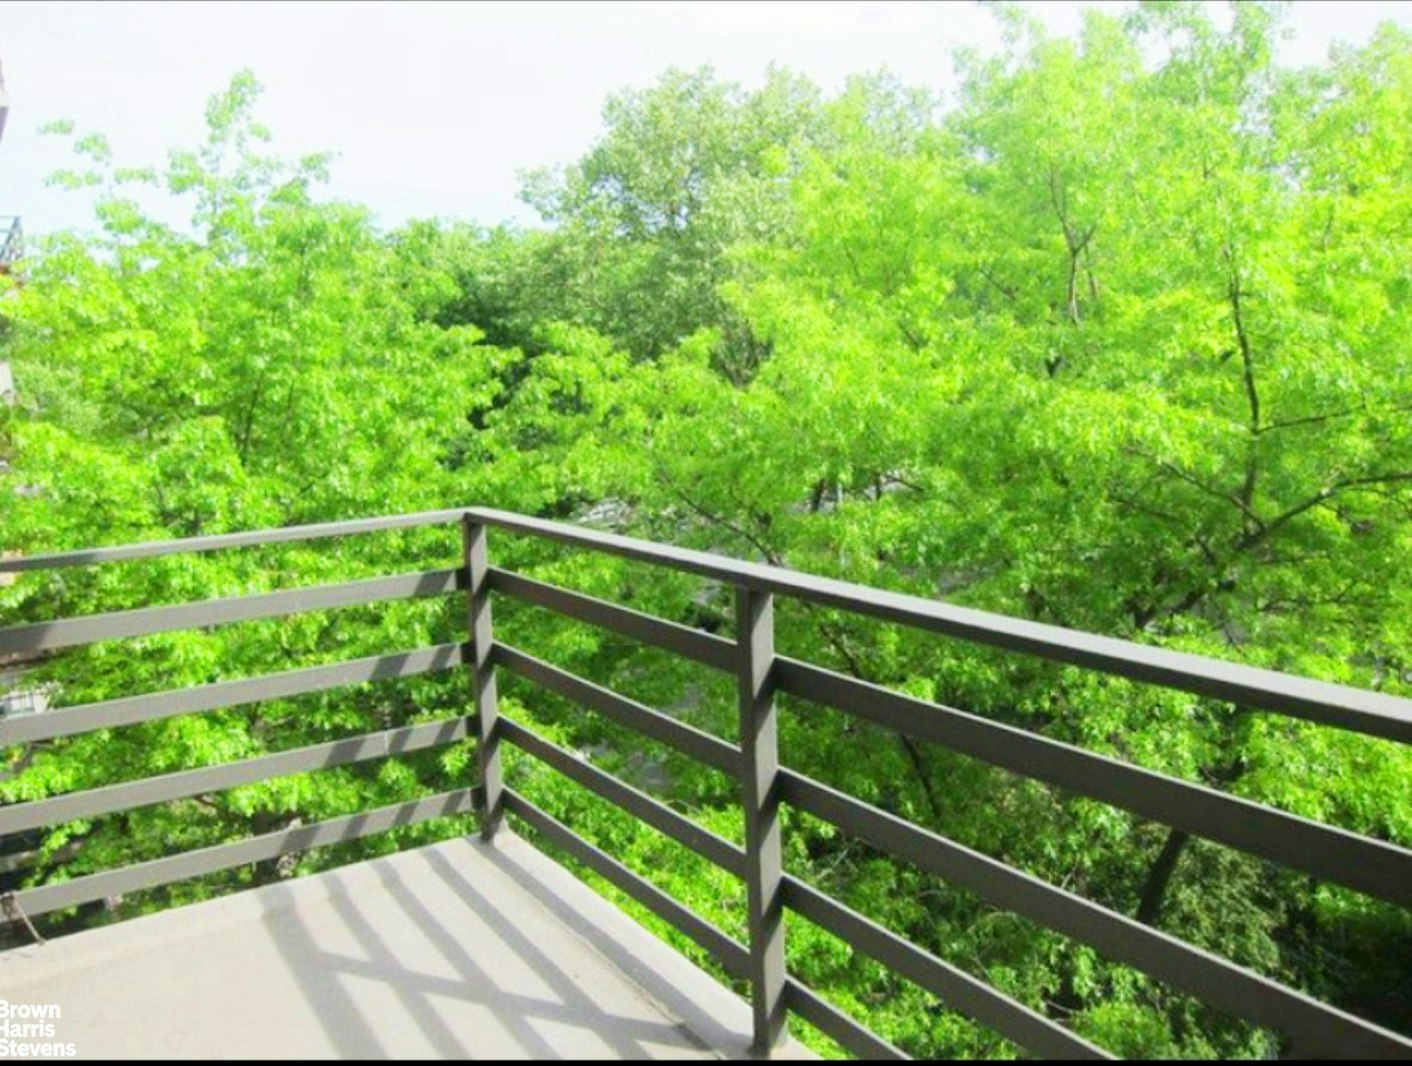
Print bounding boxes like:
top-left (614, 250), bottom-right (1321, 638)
top-left (464, 516), bottom-right (504, 839)
top-left (736, 584), bottom-right (788, 1052)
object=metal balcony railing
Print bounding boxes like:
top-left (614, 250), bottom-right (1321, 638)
top-left (0, 507), bottom-right (1409, 1059)
top-left (0, 216), bottom-right (21, 270)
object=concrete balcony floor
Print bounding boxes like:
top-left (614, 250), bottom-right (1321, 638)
top-left (0, 833), bottom-right (812, 1060)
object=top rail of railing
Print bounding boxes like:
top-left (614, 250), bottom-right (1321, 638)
top-left (0, 509), bottom-right (467, 572)
top-left (6, 506), bottom-right (1408, 746)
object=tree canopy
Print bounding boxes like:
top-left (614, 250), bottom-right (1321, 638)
top-left (2, 3), bottom-right (1410, 1058)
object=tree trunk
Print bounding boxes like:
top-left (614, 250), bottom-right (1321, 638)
top-left (1136, 827), bottom-right (1190, 926)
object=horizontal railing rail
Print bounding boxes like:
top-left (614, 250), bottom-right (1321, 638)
top-left (498, 715), bottom-right (748, 877)
top-left (495, 642), bottom-right (741, 774)
top-left (0, 642), bottom-right (468, 746)
top-left (462, 507), bottom-right (1412, 745)
top-left (487, 567), bottom-right (738, 672)
top-left (778, 770), bottom-right (1403, 1059)
top-left (780, 876), bottom-right (1112, 1060)
top-left (0, 521), bottom-right (480, 928)
top-left (783, 976), bottom-right (909, 1060)
top-left (0, 509), bottom-right (466, 572)
top-left (775, 657), bottom-right (1412, 907)
top-left (2, 507), bottom-right (1411, 1059)
top-left (503, 789), bottom-right (751, 980)
top-left (12, 788), bottom-right (481, 917)
top-left (0, 568), bottom-right (466, 656)
top-left (0, 718), bottom-right (473, 837)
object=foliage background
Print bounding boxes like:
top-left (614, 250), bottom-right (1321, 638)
top-left (2, 2), bottom-right (1410, 1057)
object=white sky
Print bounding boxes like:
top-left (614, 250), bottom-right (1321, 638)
top-left (2, 0), bottom-right (1410, 237)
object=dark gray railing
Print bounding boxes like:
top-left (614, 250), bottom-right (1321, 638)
top-left (1, 507), bottom-right (1410, 1059)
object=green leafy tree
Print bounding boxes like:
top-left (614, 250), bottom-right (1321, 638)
top-left (4, 8), bottom-right (1412, 1059)
top-left (0, 73), bottom-right (509, 920)
top-left (468, 4), bottom-right (1412, 1055)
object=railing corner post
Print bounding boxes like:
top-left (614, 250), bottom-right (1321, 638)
top-left (736, 584), bottom-right (788, 1053)
top-left (464, 516), bottom-right (504, 840)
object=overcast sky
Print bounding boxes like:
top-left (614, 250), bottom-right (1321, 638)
top-left (3, 1), bottom-right (1411, 237)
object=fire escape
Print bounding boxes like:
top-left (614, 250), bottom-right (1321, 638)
top-left (0, 217), bottom-right (21, 277)
top-left (0, 54), bottom-right (16, 277)
top-left (0, 48), bottom-right (31, 727)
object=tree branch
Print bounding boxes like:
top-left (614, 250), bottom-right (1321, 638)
top-left (1143, 453), bottom-right (1264, 530)
top-left (1235, 471), bottom-right (1412, 554)
top-left (665, 485), bottom-right (783, 566)
top-left (1227, 263), bottom-right (1260, 512)
top-left (1257, 400), bottom-right (1412, 436)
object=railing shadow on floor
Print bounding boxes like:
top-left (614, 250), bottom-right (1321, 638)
top-left (262, 839), bottom-right (721, 1059)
